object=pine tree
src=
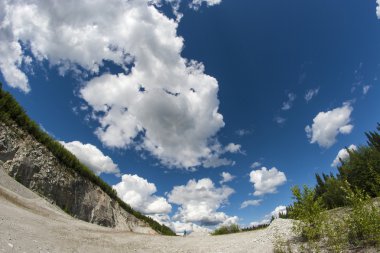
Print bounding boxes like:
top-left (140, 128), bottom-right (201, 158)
top-left (366, 123), bottom-right (380, 152)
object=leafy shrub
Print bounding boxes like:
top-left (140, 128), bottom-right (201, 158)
top-left (289, 185), bottom-right (326, 243)
top-left (323, 216), bottom-right (347, 253)
top-left (0, 84), bottom-right (175, 236)
top-left (344, 186), bottom-right (380, 247)
top-left (273, 234), bottom-right (294, 253)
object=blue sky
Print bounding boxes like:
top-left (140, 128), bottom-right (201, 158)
top-left (1, 0), bottom-right (380, 232)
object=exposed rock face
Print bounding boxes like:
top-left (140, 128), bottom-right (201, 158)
top-left (0, 122), bottom-right (155, 234)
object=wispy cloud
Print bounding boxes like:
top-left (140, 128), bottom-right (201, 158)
top-left (235, 129), bottom-right (251, 137)
top-left (304, 88), bottom-right (320, 102)
top-left (274, 116), bottom-right (286, 125)
top-left (250, 161), bottom-right (262, 169)
top-left (281, 93), bottom-right (296, 111)
top-left (240, 199), bottom-right (262, 209)
top-left (363, 85), bottom-right (371, 95)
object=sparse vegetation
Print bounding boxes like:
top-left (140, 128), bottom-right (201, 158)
top-left (0, 83), bottom-right (175, 236)
top-left (344, 186), bottom-right (380, 248)
top-left (274, 123), bottom-right (380, 252)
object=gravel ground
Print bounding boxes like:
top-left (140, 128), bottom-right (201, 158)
top-left (0, 167), bottom-right (294, 253)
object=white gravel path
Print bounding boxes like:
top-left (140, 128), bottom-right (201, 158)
top-left (0, 167), bottom-right (294, 253)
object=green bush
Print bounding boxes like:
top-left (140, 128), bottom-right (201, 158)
top-left (344, 186), bottom-right (380, 247)
top-left (289, 185), bottom-right (326, 242)
top-left (0, 84), bottom-right (175, 236)
top-left (323, 215), bottom-right (347, 253)
top-left (211, 224), bottom-right (240, 235)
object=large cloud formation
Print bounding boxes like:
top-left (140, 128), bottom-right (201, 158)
top-left (0, 0), bottom-right (232, 169)
top-left (113, 174), bottom-right (172, 215)
top-left (305, 103), bottom-right (354, 148)
top-left (168, 178), bottom-right (236, 226)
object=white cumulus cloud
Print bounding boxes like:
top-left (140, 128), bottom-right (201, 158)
top-left (60, 141), bottom-right (120, 176)
top-left (0, 39), bottom-right (30, 92)
top-left (249, 167), bottom-right (287, 196)
top-left (377, 0), bottom-right (380, 18)
top-left (220, 216), bottom-right (239, 226)
top-left (305, 103), bottom-right (354, 148)
top-left (168, 178), bottom-right (235, 226)
top-left (219, 172), bottom-right (235, 184)
top-left (113, 174), bottom-right (172, 215)
top-left (224, 143), bottom-right (242, 153)
top-left (331, 144), bottom-right (357, 167)
top-left (0, 0), bottom-right (231, 169)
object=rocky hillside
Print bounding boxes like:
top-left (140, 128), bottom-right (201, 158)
top-left (0, 85), bottom-right (174, 235)
top-left (0, 122), bottom-right (152, 233)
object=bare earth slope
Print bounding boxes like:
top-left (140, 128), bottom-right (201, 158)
top-left (0, 166), bottom-right (294, 253)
